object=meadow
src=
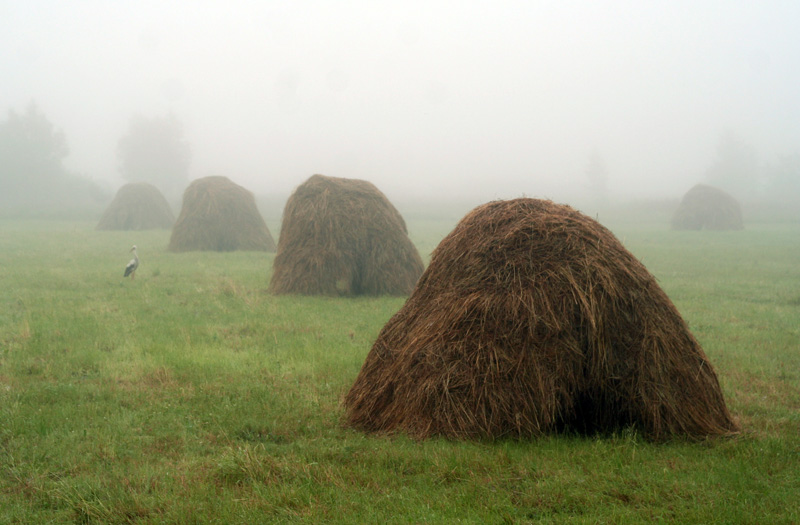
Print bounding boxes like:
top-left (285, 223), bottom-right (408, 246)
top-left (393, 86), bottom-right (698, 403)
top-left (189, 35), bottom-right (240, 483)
top-left (0, 212), bottom-right (798, 523)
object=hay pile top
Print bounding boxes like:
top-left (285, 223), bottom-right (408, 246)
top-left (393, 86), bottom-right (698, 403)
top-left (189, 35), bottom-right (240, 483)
top-left (345, 198), bottom-right (738, 440)
top-left (269, 174), bottom-right (424, 296)
top-left (96, 182), bottom-right (174, 230)
top-left (168, 175), bottom-right (276, 252)
top-left (671, 183), bottom-right (744, 230)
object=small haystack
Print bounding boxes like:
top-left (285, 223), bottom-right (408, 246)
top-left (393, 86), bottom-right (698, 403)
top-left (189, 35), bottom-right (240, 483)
top-left (168, 176), bottom-right (276, 252)
top-left (96, 182), bottom-right (174, 230)
top-left (671, 184), bottom-right (744, 230)
top-left (345, 198), bottom-right (738, 441)
top-left (269, 174), bottom-right (424, 296)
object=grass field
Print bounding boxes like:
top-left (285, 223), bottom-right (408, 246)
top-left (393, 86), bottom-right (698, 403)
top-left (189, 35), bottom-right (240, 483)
top-left (0, 215), bottom-right (798, 523)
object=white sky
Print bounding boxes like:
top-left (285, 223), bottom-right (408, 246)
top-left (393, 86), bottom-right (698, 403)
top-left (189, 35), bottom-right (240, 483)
top-left (2, 1), bottom-right (799, 203)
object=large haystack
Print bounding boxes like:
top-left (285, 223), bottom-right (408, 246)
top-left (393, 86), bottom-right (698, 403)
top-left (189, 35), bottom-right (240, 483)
top-left (269, 174), bottom-right (424, 296)
top-left (671, 184), bottom-right (744, 230)
top-left (96, 182), bottom-right (174, 230)
top-left (168, 176), bottom-right (276, 252)
top-left (345, 198), bottom-right (738, 441)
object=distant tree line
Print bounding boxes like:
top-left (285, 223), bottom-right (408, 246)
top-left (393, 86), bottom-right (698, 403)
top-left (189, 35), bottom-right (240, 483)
top-left (705, 131), bottom-right (800, 204)
top-left (2, 102), bottom-right (797, 220)
top-left (0, 104), bottom-right (192, 218)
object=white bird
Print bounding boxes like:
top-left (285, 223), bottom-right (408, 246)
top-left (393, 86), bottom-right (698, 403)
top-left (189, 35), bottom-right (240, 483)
top-left (124, 245), bottom-right (139, 279)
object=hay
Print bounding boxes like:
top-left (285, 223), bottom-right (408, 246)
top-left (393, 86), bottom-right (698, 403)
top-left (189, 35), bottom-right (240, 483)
top-left (671, 184), bottom-right (744, 230)
top-left (95, 182), bottom-right (174, 230)
top-left (168, 176), bottom-right (276, 252)
top-left (345, 198), bottom-right (739, 441)
top-left (269, 174), bottom-right (424, 296)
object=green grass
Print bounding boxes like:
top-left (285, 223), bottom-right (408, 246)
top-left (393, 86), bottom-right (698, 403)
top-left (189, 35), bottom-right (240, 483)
top-left (1, 218), bottom-right (798, 523)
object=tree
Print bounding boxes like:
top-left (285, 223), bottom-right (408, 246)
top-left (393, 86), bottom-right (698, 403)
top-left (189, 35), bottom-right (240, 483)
top-left (0, 102), bottom-right (105, 216)
top-left (584, 150), bottom-right (609, 202)
top-left (0, 103), bottom-right (69, 200)
top-left (117, 114), bottom-right (190, 199)
top-left (764, 153), bottom-right (800, 203)
top-left (705, 131), bottom-right (760, 200)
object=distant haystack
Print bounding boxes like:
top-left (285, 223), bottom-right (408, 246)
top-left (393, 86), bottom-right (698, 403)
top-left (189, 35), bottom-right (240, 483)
top-left (671, 184), bottom-right (744, 231)
top-left (96, 182), bottom-right (174, 230)
top-left (345, 198), bottom-right (739, 441)
top-left (269, 174), bottom-right (424, 296)
top-left (168, 176), bottom-right (276, 252)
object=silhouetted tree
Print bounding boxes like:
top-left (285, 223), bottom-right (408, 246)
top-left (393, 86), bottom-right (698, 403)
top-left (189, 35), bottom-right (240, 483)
top-left (705, 131), bottom-right (760, 200)
top-left (117, 114), bottom-right (190, 199)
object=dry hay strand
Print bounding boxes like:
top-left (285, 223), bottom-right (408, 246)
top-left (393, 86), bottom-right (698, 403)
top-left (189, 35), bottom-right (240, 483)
top-left (96, 182), bottom-right (174, 230)
top-left (168, 176), bottom-right (276, 252)
top-left (345, 198), bottom-right (739, 441)
top-left (269, 174), bottom-right (424, 296)
top-left (671, 184), bottom-right (744, 231)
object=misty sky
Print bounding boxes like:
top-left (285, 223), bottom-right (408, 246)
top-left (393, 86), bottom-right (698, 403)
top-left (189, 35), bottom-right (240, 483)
top-left (2, 1), bottom-right (799, 202)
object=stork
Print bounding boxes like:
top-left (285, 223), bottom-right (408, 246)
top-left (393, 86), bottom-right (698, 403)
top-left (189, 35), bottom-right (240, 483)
top-left (124, 245), bottom-right (139, 279)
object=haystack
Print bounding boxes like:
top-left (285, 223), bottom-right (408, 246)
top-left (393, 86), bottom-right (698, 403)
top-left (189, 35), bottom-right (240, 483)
top-left (671, 184), bottom-right (743, 230)
top-left (95, 182), bottom-right (174, 230)
top-left (345, 198), bottom-right (738, 441)
top-left (269, 174), bottom-right (424, 296)
top-left (168, 176), bottom-right (276, 252)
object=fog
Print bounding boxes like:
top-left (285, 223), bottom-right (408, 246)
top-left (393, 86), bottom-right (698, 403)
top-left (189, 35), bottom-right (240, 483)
top-left (3, 1), bottom-right (799, 208)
